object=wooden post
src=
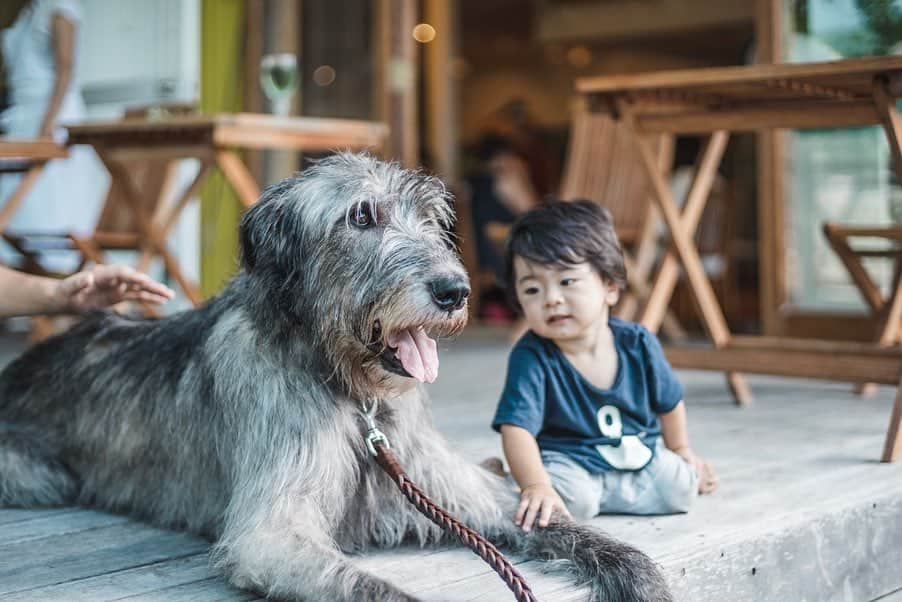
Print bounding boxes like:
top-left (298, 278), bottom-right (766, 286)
top-left (377, 0), bottom-right (419, 167)
top-left (882, 376), bottom-right (902, 462)
top-left (422, 0), bottom-right (458, 181)
top-left (755, 0), bottom-right (786, 336)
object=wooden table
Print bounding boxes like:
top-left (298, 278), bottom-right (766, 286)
top-left (65, 113), bottom-right (388, 304)
top-left (576, 55), bottom-right (902, 462)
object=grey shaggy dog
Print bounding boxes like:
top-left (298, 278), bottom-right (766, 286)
top-left (0, 153), bottom-right (672, 601)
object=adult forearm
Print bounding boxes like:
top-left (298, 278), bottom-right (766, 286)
top-left (0, 266), bottom-right (64, 317)
top-left (500, 425), bottom-right (551, 489)
top-left (40, 70), bottom-right (69, 135)
top-left (659, 400), bottom-right (690, 451)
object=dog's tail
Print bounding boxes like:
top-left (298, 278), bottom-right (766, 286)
top-left (0, 423), bottom-right (76, 507)
top-left (524, 518), bottom-right (673, 602)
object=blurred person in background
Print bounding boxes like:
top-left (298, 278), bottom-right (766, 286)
top-left (464, 133), bottom-right (539, 323)
top-left (0, 0), bottom-right (101, 272)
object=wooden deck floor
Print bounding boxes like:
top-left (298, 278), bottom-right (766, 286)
top-left (2, 327), bottom-right (902, 601)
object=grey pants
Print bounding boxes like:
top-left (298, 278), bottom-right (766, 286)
top-left (541, 441), bottom-right (699, 519)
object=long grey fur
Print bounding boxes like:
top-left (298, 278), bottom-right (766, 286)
top-left (0, 152), bottom-right (672, 601)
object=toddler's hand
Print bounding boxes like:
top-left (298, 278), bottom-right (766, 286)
top-left (673, 447), bottom-right (718, 494)
top-left (56, 265), bottom-right (175, 314)
top-left (514, 482), bottom-right (571, 532)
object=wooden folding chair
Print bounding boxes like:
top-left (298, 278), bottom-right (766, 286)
top-left (823, 222), bottom-right (902, 393)
top-left (0, 139), bottom-right (69, 264)
top-left (558, 106), bottom-right (686, 341)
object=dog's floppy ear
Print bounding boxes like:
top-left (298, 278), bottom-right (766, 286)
top-left (239, 179), bottom-right (300, 273)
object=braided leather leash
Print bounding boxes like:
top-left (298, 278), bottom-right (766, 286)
top-left (361, 399), bottom-right (538, 602)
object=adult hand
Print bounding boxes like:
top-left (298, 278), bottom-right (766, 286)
top-left (55, 265), bottom-right (175, 314)
top-left (514, 482), bottom-right (571, 532)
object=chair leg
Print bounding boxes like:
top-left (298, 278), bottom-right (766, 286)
top-left (882, 376), bottom-right (902, 462)
top-left (0, 165), bottom-right (44, 232)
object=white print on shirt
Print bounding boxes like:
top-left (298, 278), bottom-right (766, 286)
top-left (594, 405), bottom-right (652, 470)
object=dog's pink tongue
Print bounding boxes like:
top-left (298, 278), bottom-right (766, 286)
top-left (387, 327), bottom-right (438, 383)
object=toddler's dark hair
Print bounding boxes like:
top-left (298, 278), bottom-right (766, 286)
top-left (503, 200), bottom-right (627, 311)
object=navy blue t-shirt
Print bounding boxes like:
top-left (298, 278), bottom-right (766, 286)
top-left (492, 318), bottom-right (683, 474)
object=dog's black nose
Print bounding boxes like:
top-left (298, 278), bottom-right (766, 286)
top-left (430, 276), bottom-right (470, 311)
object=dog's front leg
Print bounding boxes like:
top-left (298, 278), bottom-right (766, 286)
top-left (212, 500), bottom-right (420, 602)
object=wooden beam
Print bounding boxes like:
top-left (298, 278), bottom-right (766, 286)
top-left (640, 131), bottom-right (729, 331)
top-left (538, 0), bottom-right (753, 43)
top-left (377, 0), bottom-right (419, 167)
top-left (576, 56), bottom-right (902, 95)
top-left (422, 0), bottom-right (458, 181)
top-left (755, 0), bottom-right (785, 336)
top-left (0, 140), bottom-right (68, 159)
top-left (822, 223), bottom-right (885, 314)
top-left (665, 338), bottom-right (902, 385)
top-left (633, 101), bottom-right (880, 134)
top-left (883, 380), bottom-right (902, 462)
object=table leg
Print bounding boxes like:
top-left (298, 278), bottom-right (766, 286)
top-left (617, 101), bottom-right (750, 405)
top-left (0, 165), bottom-right (44, 232)
top-left (215, 150), bottom-right (261, 209)
top-left (874, 81), bottom-right (902, 347)
top-left (137, 160), bottom-right (213, 275)
top-left (869, 77), bottom-right (902, 405)
top-left (97, 151), bottom-right (204, 306)
top-left (639, 132), bottom-right (730, 332)
top-left (882, 375), bottom-right (902, 462)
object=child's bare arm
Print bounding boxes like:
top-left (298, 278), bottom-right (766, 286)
top-left (660, 400), bottom-right (690, 451)
top-left (500, 424), bottom-right (571, 531)
top-left (659, 401), bottom-right (718, 493)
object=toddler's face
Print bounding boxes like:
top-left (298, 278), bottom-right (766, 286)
top-left (513, 256), bottom-right (619, 342)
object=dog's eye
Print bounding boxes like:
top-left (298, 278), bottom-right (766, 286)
top-left (349, 204), bottom-right (374, 229)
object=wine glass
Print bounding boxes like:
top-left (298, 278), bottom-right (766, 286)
top-left (260, 53), bottom-right (299, 117)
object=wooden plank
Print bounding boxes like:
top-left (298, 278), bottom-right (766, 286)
top-left (634, 101), bottom-right (880, 134)
top-left (212, 114), bottom-right (387, 151)
top-left (213, 126), bottom-right (386, 152)
top-left (100, 146), bottom-right (217, 162)
top-left (0, 507), bottom-right (73, 526)
top-left (0, 554), bottom-right (245, 602)
top-left (0, 522), bottom-right (208, 596)
top-left (664, 340), bottom-right (902, 384)
top-left (0, 509), bottom-right (129, 546)
top-left (0, 140), bottom-right (68, 159)
top-left (119, 578), bottom-right (260, 601)
top-left (825, 224), bottom-right (902, 240)
top-left (883, 381), bottom-right (902, 462)
top-left (728, 335), bottom-right (902, 354)
top-left (576, 55), bottom-right (902, 95)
